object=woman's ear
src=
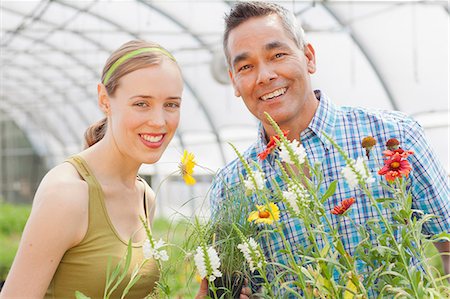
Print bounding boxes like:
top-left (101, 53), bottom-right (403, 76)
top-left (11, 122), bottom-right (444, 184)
top-left (97, 83), bottom-right (110, 115)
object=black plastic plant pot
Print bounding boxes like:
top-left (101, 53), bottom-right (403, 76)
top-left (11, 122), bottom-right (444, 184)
top-left (207, 271), bottom-right (245, 299)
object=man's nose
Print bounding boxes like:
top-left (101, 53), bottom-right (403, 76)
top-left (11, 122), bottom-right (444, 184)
top-left (256, 63), bottom-right (277, 85)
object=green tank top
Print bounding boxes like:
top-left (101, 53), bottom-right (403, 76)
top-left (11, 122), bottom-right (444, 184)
top-left (45, 156), bottom-right (159, 299)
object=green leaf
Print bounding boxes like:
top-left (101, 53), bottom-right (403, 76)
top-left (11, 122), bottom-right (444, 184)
top-left (321, 181), bottom-right (337, 203)
top-left (106, 238), bottom-right (134, 298)
top-left (431, 232), bottom-right (450, 242)
top-left (75, 291), bottom-right (91, 299)
top-left (375, 197), bottom-right (396, 203)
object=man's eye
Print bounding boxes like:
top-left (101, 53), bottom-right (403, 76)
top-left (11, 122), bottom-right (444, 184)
top-left (274, 53), bottom-right (286, 59)
top-left (238, 64), bottom-right (251, 72)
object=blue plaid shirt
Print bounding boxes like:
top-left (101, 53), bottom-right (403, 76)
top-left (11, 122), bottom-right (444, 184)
top-left (209, 91), bottom-right (450, 297)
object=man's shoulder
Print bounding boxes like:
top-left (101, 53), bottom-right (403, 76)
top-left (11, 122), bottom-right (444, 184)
top-left (212, 142), bottom-right (259, 191)
top-left (337, 105), bottom-right (418, 129)
top-left (216, 144), bottom-right (257, 179)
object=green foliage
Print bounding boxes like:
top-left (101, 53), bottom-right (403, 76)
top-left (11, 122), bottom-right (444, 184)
top-left (0, 202), bottom-right (31, 280)
top-left (150, 218), bottom-right (200, 298)
top-left (0, 202), bottom-right (31, 235)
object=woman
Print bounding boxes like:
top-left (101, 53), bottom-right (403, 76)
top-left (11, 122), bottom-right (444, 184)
top-left (2, 40), bottom-right (189, 298)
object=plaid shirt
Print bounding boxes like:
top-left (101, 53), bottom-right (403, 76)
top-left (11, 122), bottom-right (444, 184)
top-left (210, 91), bottom-right (450, 297)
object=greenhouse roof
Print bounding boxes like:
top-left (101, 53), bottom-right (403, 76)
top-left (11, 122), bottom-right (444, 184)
top-left (1, 0), bottom-right (448, 175)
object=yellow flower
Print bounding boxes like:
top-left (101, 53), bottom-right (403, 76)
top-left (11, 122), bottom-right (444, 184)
top-left (179, 150), bottom-right (196, 185)
top-left (248, 202), bottom-right (280, 224)
top-left (343, 272), bottom-right (359, 299)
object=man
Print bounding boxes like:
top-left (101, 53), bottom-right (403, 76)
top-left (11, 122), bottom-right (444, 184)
top-left (210, 1), bottom-right (450, 297)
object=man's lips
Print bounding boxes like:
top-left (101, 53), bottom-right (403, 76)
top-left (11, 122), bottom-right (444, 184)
top-left (259, 87), bottom-right (287, 101)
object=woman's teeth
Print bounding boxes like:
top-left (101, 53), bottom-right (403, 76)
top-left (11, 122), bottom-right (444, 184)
top-left (141, 134), bottom-right (163, 142)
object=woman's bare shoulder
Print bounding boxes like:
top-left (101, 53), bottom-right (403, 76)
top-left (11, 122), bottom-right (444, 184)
top-left (32, 162), bottom-right (89, 216)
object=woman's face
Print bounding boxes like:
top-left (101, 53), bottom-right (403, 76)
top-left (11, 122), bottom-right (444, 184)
top-left (106, 59), bottom-right (183, 164)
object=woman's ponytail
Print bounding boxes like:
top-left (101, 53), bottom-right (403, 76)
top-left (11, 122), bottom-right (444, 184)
top-left (84, 117), bottom-right (107, 148)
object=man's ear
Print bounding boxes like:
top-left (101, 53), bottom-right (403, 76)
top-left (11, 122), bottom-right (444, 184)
top-left (97, 83), bottom-right (110, 115)
top-left (228, 69), bottom-right (241, 98)
top-left (304, 43), bottom-right (316, 74)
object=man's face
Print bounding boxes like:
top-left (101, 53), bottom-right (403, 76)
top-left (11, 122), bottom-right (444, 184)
top-left (227, 14), bottom-right (316, 130)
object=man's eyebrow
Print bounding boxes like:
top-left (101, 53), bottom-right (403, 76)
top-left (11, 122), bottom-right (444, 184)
top-left (232, 52), bottom-right (249, 68)
top-left (265, 41), bottom-right (290, 51)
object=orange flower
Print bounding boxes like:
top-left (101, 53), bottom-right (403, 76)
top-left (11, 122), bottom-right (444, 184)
top-left (361, 136), bottom-right (376, 159)
top-left (258, 130), bottom-right (289, 160)
top-left (331, 197), bottom-right (356, 215)
top-left (378, 152), bottom-right (412, 182)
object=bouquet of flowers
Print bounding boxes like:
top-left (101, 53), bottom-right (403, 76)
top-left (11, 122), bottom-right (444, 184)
top-left (200, 113), bottom-right (449, 298)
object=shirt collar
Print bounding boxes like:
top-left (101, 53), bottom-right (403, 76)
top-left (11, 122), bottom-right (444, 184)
top-left (301, 90), bottom-right (337, 150)
top-left (256, 90), bottom-right (337, 153)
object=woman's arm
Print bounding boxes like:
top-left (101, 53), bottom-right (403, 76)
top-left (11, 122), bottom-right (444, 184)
top-left (0, 164), bottom-right (89, 298)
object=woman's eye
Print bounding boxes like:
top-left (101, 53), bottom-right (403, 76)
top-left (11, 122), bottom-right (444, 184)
top-left (135, 102), bottom-right (148, 108)
top-left (165, 102), bottom-right (180, 108)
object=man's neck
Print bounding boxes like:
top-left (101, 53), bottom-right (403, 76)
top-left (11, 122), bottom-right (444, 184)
top-left (262, 92), bottom-right (320, 142)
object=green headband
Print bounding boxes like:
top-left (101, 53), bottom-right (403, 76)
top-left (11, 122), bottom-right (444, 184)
top-left (103, 47), bottom-right (176, 85)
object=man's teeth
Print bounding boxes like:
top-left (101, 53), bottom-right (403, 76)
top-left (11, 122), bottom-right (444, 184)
top-left (260, 88), bottom-right (287, 101)
top-left (141, 134), bottom-right (163, 142)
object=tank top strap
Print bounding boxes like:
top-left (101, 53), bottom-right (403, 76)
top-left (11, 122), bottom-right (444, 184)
top-left (66, 155), bottom-right (102, 188)
top-left (136, 176), bottom-right (151, 228)
top-left (65, 155), bottom-right (107, 230)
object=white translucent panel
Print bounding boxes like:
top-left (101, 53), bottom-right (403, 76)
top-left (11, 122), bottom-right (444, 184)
top-left (310, 32), bottom-right (391, 110)
top-left (177, 87), bottom-right (215, 133)
top-left (139, 33), bottom-right (199, 52)
top-left (296, 2), bottom-right (341, 31)
top-left (90, 1), bottom-right (181, 33)
top-left (327, 3), bottom-right (448, 114)
top-left (1, 5), bottom-right (35, 33)
top-left (152, 0), bottom-right (227, 34)
top-left (181, 61), bottom-right (257, 130)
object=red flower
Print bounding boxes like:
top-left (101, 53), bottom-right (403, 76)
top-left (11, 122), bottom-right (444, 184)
top-left (258, 130), bottom-right (289, 160)
top-left (386, 138), bottom-right (400, 150)
top-left (331, 197), bottom-right (356, 215)
top-left (382, 149), bottom-right (414, 159)
top-left (378, 152), bottom-right (412, 182)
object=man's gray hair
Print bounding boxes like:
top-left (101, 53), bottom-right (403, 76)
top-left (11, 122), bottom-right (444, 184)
top-left (223, 1), bottom-right (306, 66)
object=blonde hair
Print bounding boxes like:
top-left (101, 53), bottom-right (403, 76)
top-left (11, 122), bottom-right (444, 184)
top-left (84, 40), bottom-right (177, 148)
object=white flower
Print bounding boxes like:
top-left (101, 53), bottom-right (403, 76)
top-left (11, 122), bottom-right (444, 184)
top-left (194, 245), bottom-right (222, 282)
top-left (282, 183), bottom-right (310, 214)
top-left (243, 170), bottom-right (266, 192)
top-left (279, 139), bottom-right (307, 164)
top-left (282, 190), bottom-right (299, 214)
top-left (341, 157), bottom-right (375, 189)
top-left (237, 237), bottom-right (265, 272)
top-left (143, 238), bottom-right (169, 261)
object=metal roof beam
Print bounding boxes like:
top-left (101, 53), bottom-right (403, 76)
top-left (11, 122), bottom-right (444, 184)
top-left (2, 73), bottom-right (81, 143)
top-left (317, 3), bottom-right (399, 110)
top-left (4, 62), bottom-right (91, 127)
